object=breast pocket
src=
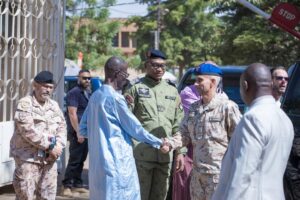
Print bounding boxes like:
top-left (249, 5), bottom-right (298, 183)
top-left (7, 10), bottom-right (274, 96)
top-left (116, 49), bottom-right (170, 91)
top-left (208, 115), bottom-right (224, 139)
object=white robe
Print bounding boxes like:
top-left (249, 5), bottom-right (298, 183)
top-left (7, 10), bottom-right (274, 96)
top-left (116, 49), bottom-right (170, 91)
top-left (212, 95), bottom-right (294, 200)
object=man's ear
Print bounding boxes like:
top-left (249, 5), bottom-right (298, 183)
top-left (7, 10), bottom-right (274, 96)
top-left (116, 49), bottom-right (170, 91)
top-left (210, 78), bottom-right (217, 89)
top-left (242, 80), bottom-right (248, 91)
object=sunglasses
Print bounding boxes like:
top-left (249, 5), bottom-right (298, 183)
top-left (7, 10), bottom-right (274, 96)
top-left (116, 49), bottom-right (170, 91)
top-left (150, 62), bottom-right (166, 69)
top-left (81, 76), bottom-right (91, 81)
top-left (274, 76), bottom-right (289, 81)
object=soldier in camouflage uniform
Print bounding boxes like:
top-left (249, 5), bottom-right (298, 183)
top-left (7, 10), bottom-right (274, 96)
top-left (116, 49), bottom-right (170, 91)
top-left (10, 71), bottom-right (67, 200)
top-left (179, 64), bottom-right (241, 200)
top-left (124, 50), bottom-right (184, 200)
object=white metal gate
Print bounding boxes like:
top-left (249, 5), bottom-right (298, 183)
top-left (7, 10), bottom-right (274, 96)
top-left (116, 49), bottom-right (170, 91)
top-left (0, 0), bottom-right (65, 187)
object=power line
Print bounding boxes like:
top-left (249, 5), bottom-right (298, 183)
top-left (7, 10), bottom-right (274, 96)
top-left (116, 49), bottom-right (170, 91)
top-left (66, 2), bottom-right (143, 12)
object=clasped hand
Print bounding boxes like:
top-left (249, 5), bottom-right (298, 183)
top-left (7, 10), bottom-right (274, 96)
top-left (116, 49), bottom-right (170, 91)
top-left (47, 144), bottom-right (63, 161)
top-left (160, 138), bottom-right (172, 153)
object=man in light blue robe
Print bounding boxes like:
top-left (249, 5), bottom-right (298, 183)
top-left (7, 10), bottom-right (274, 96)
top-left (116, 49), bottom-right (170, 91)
top-left (79, 57), bottom-right (169, 200)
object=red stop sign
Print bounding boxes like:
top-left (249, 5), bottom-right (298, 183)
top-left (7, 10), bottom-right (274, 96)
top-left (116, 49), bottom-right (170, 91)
top-left (270, 3), bottom-right (300, 30)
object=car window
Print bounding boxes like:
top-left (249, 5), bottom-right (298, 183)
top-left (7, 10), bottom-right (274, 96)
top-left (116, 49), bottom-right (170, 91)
top-left (64, 79), bottom-right (77, 93)
top-left (223, 74), bottom-right (243, 104)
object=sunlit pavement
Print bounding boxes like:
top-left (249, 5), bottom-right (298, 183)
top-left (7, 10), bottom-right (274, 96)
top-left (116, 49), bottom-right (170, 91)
top-left (0, 155), bottom-right (89, 200)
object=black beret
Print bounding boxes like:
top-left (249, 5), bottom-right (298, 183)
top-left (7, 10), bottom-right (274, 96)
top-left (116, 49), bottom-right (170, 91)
top-left (34, 71), bottom-right (55, 84)
top-left (147, 49), bottom-right (166, 60)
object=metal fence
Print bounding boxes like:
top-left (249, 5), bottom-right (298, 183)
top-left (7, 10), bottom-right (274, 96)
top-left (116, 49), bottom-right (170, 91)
top-left (0, 0), bottom-right (65, 121)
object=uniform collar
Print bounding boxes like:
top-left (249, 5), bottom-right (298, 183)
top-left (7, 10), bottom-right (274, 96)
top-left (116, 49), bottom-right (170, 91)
top-left (144, 75), bottom-right (162, 86)
top-left (31, 92), bottom-right (50, 108)
top-left (200, 93), bottom-right (228, 112)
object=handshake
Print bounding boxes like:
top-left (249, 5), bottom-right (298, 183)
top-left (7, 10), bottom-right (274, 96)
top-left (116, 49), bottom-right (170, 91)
top-left (160, 133), bottom-right (182, 154)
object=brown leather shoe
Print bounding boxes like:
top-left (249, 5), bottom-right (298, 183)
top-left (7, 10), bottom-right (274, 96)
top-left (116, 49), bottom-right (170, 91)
top-left (62, 187), bottom-right (73, 197)
top-left (72, 187), bottom-right (89, 193)
top-left (62, 187), bottom-right (81, 197)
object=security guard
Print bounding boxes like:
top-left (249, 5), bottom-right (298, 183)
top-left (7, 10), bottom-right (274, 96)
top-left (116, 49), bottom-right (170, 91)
top-left (124, 49), bottom-right (184, 200)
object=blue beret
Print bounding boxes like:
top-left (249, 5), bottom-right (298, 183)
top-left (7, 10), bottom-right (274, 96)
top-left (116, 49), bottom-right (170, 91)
top-left (193, 63), bottom-right (223, 77)
top-left (34, 71), bottom-right (55, 84)
top-left (147, 49), bottom-right (166, 60)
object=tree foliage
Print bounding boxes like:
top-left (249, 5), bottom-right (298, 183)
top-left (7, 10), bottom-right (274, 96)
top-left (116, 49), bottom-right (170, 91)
top-left (212, 0), bottom-right (300, 67)
top-left (130, 0), bottom-right (222, 77)
top-left (65, 0), bottom-right (121, 69)
top-left (132, 0), bottom-right (300, 76)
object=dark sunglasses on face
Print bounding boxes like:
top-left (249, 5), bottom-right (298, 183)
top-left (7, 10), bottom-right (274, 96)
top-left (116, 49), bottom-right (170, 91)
top-left (81, 76), bottom-right (91, 81)
top-left (274, 76), bottom-right (289, 81)
top-left (150, 62), bottom-right (166, 69)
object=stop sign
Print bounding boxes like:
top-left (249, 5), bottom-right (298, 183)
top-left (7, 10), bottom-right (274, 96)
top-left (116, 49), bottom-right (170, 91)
top-left (270, 3), bottom-right (300, 30)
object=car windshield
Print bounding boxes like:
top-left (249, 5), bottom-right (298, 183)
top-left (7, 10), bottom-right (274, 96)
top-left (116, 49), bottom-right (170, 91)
top-left (222, 74), bottom-right (243, 104)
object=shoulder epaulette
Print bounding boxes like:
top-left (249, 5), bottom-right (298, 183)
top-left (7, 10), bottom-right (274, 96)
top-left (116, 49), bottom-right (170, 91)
top-left (166, 79), bottom-right (177, 87)
top-left (131, 77), bottom-right (141, 85)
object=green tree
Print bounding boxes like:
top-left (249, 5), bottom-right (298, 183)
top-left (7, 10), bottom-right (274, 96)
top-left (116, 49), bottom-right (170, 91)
top-left (130, 0), bottom-right (223, 77)
top-left (65, 0), bottom-right (121, 69)
top-left (133, 0), bottom-right (300, 70)
top-left (211, 0), bottom-right (300, 67)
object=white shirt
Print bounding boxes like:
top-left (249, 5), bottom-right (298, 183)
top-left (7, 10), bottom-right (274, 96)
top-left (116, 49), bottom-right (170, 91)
top-left (212, 95), bottom-right (294, 200)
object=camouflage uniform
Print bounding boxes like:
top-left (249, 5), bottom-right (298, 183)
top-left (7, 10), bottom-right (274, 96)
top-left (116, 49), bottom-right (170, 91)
top-left (10, 94), bottom-right (67, 200)
top-left (124, 76), bottom-right (184, 200)
top-left (180, 94), bottom-right (241, 200)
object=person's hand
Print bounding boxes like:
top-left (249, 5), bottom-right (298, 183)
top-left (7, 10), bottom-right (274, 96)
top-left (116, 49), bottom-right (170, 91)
top-left (160, 138), bottom-right (171, 154)
top-left (46, 154), bottom-right (57, 162)
top-left (175, 154), bottom-right (185, 172)
top-left (49, 143), bottom-right (63, 159)
top-left (77, 133), bottom-right (85, 144)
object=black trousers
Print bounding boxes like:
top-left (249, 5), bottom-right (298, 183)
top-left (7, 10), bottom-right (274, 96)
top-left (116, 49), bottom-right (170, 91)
top-left (62, 133), bottom-right (88, 188)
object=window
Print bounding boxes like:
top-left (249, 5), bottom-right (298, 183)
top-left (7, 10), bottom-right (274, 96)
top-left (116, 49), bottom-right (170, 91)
top-left (121, 32), bottom-right (129, 47)
top-left (132, 37), bottom-right (137, 48)
top-left (112, 33), bottom-right (119, 47)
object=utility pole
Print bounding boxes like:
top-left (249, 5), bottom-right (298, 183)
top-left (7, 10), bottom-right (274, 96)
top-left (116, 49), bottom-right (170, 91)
top-left (155, 0), bottom-right (161, 50)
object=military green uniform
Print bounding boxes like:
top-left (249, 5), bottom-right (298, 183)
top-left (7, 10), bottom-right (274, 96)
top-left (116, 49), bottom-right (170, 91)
top-left (124, 76), bottom-right (183, 200)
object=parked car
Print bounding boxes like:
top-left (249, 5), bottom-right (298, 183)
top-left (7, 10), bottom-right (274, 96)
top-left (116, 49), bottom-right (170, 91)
top-left (177, 66), bottom-right (246, 113)
top-left (64, 75), bottom-right (103, 93)
top-left (281, 61), bottom-right (300, 200)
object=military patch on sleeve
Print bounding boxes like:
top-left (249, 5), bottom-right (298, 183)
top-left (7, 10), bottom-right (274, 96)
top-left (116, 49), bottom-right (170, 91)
top-left (17, 100), bottom-right (31, 111)
top-left (138, 88), bottom-right (151, 98)
top-left (125, 94), bottom-right (134, 104)
top-left (18, 112), bottom-right (31, 122)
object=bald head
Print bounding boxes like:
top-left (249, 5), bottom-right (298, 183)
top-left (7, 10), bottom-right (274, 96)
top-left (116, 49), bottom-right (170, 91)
top-left (104, 56), bottom-right (128, 90)
top-left (104, 56), bottom-right (127, 79)
top-left (240, 63), bottom-right (272, 105)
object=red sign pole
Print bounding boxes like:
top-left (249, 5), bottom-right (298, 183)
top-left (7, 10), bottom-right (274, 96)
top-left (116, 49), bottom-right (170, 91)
top-left (237, 0), bottom-right (300, 40)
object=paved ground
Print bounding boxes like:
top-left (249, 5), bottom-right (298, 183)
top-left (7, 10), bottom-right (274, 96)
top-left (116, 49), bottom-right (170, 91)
top-left (0, 149), bottom-right (90, 200)
top-left (0, 167), bottom-right (89, 200)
